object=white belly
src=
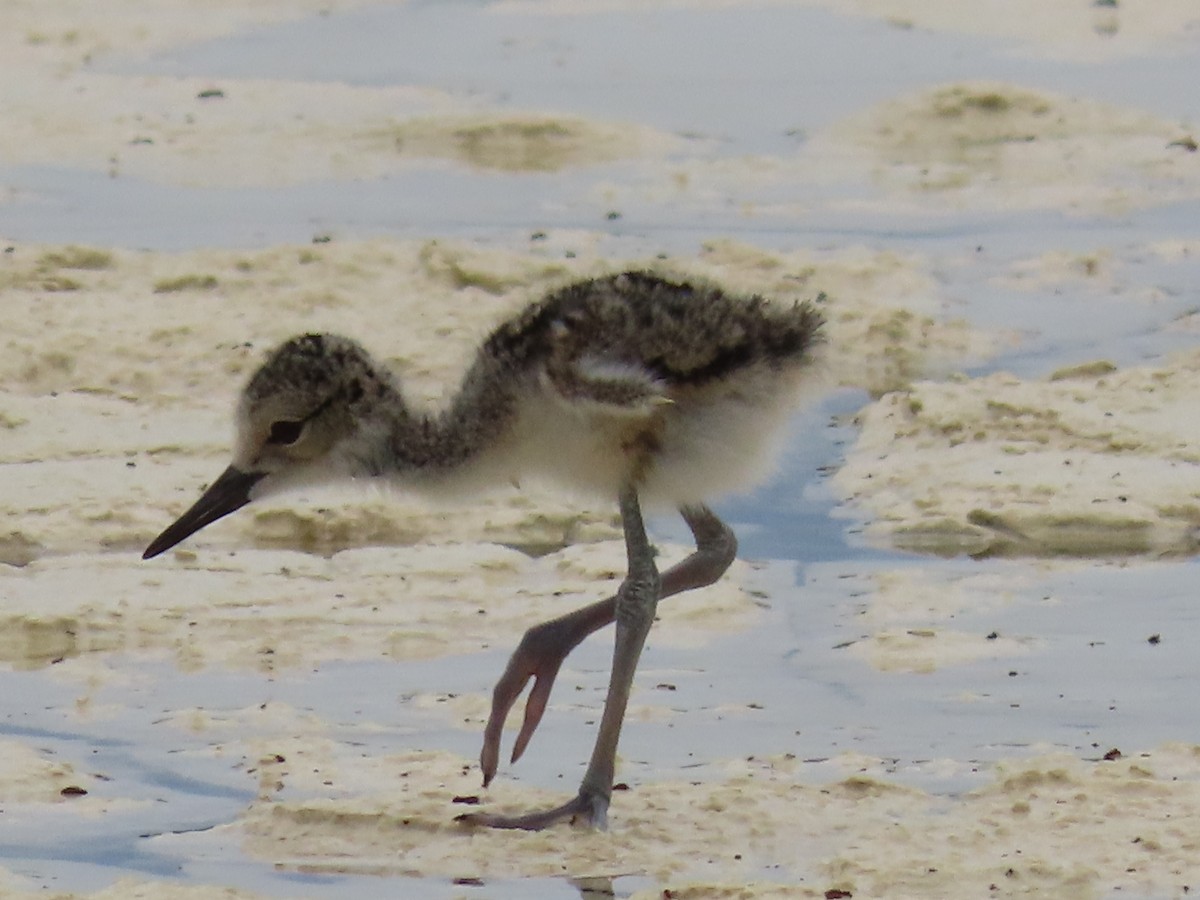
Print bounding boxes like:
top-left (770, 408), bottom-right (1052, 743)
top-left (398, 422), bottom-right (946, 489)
top-left (493, 361), bottom-right (823, 507)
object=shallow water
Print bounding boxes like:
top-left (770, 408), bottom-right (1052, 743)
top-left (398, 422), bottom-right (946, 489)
top-left (3, 1), bottom-right (1200, 897)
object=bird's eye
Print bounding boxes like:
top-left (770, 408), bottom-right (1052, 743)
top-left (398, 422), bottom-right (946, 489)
top-left (266, 419), bottom-right (305, 446)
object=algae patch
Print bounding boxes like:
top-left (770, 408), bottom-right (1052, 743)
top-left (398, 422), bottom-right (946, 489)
top-left (375, 114), bottom-right (671, 172)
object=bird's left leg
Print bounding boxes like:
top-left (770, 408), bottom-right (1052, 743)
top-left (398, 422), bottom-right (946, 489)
top-left (459, 484), bottom-right (659, 830)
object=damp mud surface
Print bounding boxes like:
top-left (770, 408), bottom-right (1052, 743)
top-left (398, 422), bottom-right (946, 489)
top-left (2, 1), bottom-right (1200, 898)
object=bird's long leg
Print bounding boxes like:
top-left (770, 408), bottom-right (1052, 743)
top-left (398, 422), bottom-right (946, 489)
top-left (460, 484), bottom-right (663, 830)
top-left (478, 505), bottom-right (736, 787)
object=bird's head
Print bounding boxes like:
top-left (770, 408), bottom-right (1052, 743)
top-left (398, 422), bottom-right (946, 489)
top-left (143, 333), bottom-right (393, 559)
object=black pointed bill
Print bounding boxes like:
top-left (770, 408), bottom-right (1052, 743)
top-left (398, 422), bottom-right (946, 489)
top-left (143, 465), bottom-right (265, 560)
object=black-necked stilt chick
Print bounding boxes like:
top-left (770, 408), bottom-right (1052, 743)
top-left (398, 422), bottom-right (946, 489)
top-left (144, 271), bottom-right (826, 830)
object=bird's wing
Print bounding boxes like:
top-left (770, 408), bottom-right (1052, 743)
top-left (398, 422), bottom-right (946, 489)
top-left (543, 353), bottom-right (671, 419)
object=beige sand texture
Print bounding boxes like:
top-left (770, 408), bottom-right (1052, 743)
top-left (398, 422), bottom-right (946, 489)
top-left (815, 82), bottom-right (1200, 216)
top-left (835, 244), bottom-right (1200, 560)
top-left (2, 0), bottom-right (1200, 898)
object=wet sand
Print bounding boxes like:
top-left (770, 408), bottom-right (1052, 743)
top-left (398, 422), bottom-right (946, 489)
top-left (2, 1), bottom-right (1200, 898)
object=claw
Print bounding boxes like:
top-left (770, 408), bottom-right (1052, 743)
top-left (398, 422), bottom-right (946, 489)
top-left (481, 679), bottom-right (521, 787)
top-left (480, 735), bottom-right (501, 789)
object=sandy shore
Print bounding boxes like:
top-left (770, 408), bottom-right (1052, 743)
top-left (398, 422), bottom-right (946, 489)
top-left (2, 0), bottom-right (1200, 898)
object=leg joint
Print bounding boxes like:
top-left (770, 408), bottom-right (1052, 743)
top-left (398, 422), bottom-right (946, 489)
top-left (615, 569), bottom-right (660, 630)
top-left (678, 505), bottom-right (738, 584)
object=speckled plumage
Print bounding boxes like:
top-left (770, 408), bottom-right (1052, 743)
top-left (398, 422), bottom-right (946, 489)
top-left (484, 270), bottom-right (823, 389)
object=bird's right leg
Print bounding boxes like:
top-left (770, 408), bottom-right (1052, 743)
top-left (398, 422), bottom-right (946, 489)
top-left (479, 504), bottom-right (737, 786)
top-left (463, 483), bottom-right (659, 830)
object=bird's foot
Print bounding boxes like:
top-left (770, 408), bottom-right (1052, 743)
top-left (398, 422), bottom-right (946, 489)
top-left (456, 787), bottom-right (609, 832)
top-left (481, 610), bottom-right (603, 785)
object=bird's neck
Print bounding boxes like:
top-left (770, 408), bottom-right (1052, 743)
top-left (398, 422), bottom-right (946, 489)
top-left (382, 355), bottom-right (518, 475)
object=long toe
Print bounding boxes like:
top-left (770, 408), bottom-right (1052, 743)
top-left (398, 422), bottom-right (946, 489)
top-left (455, 788), bottom-right (609, 832)
top-left (480, 655), bottom-right (561, 786)
top-left (480, 605), bottom-right (607, 785)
